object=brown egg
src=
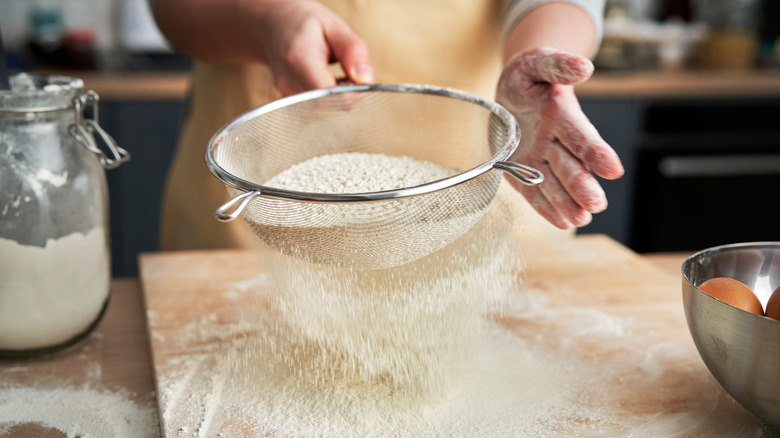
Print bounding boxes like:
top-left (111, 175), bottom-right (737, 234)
top-left (698, 277), bottom-right (764, 315)
top-left (765, 286), bottom-right (780, 321)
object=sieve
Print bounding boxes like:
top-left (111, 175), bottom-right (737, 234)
top-left (206, 83), bottom-right (542, 270)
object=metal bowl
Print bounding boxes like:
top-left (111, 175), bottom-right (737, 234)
top-left (682, 242), bottom-right (780, 427)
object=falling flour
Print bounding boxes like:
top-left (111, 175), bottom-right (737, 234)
top-left (152, 153), bottom-right (776, 436)
top-left (0, 228), bottom-right (109, 350)
top-left (155, 165), bottom-right (587, 437)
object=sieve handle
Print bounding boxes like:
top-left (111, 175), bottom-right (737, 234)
top-left (494, 161), bottom-right (544, 186)
top-left (215, 190), bottom-right (262, 222)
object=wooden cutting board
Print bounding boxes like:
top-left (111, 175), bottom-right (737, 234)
top-left (139, 235), bottom-right (776, 437)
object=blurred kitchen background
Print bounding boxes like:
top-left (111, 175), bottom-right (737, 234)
top-left (598, 0), bottom-right (779, 70)
top-left (0, 0), bottom-right (188, 71)
top-left (1, 0), bottom-right (779, 276)
top-left (2, 0), bottom-right (779, 73)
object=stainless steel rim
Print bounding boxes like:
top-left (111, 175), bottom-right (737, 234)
top-left (0, 104), bottom-right (72, 113)
top-left (682, 241), bottom-right (780, 283)
top-left (205, 83), bottom-right (532, 203)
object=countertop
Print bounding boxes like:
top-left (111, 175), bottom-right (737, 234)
top-left (0, 243), bottom-right (690, 437)
top-left (0, 242), bottom-right (761, 437)
top-left (138, 235), bottom-right (780, 436)
top-left (56, 69), bottom-right (780, 101)
top-left (0, 279), bottom-right (159, 437)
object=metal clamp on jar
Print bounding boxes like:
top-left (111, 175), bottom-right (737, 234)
top-left (0, 73), bottom-right (129, 358)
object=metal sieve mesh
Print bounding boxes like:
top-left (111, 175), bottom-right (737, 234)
top-left (206, 83), bottom-right (542, 270)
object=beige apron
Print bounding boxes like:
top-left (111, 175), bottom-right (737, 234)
top-left (159, 0), bottom-right (570, 251)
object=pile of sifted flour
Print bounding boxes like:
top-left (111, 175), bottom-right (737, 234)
top-left (156, 273), bottom-right (775, 437)
top-left (0, 385), bottom-right (158, 438)
top-left (0, 228), bottom-right (109, 350)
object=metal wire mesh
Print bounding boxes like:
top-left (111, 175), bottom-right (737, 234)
top-left (206, 84), bottom-right (537, 270)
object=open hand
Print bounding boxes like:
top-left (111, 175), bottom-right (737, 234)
top-left (496, 47), bottom-right (624, 229)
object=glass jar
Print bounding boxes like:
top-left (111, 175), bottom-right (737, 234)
top-left (0, 73), bottom-right (129, 358)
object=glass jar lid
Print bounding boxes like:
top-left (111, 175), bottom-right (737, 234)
top-left (0, 73), bottom-right (84, 113)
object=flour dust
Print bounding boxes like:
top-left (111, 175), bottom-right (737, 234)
top-left (155, 153), bottom-right (777, 437)
top-left (0, 385), bottom-right (158, 438)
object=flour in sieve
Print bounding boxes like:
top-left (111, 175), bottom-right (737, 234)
top-left (250, 152), bottom-right (491, 269)
top-left (263, 152), bottom-right (456, 193)
top-left (0, 228), bottom-right (109, 350)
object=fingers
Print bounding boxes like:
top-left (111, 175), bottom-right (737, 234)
top-left (508, 86), bottom-right (623, 226)
top-left (272, 20), bottom-right (337, 95)
top-left (326, 25), bottom-right (374, 84)
top-left (536, 100), bottom-right (620, 219)
top-left (517, 47), bottom-right (594, 86)
top-left (545, 142), bottom-right (607, 214)
top-left (509, 163), bottom-right (590, 230)
top-left (513, 142), bottom-right (604, 228)
top-left (269, 3), bottom-right (374, 96)
top-left (552, 96), bottom-right (624, 180)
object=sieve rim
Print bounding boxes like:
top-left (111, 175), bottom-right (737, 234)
top-left (205, 83), bottom-right (520, 203)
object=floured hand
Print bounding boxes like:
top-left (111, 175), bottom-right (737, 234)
top-left (496, 47), bottom-right (624, 229)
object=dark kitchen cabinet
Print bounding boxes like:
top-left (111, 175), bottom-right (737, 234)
top-left (628, 97), bottom-right (780, 252)
top-left (576, 98), bottom-right (642, 247)
top-left (99, 100), bottom-right (185, 277)
top-left (578, 96), bottom-right (780, 254)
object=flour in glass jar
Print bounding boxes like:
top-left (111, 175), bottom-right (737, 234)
top-left (0, 228), bottom-right (109, 350)
top-left (0, 385), bottom-right (158, 438)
